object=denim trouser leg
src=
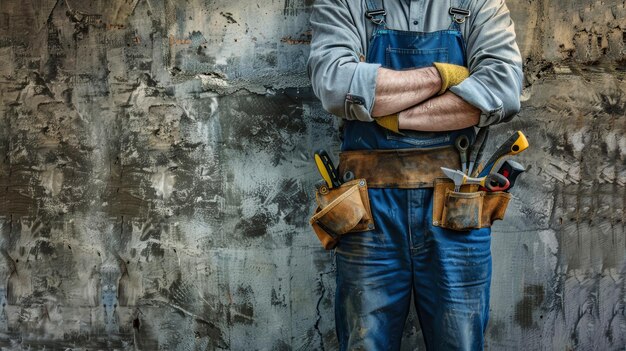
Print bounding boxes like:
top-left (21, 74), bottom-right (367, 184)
top-left (412, 189), bottom-right (492, 350)
top-left (335, 188), bottom-right (492, 351)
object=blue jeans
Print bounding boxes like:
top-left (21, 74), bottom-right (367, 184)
top-left (335, 188), bottom-right (492, 350)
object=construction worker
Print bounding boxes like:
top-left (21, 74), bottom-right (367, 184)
top-left (307, 0), bottom-right (522, 349)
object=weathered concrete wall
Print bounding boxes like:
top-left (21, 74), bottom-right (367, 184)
top-left (0, 0), bottom-right (623, 350)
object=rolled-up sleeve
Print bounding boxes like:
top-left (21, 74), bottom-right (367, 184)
top-left (307, 0), bottom-right (379, 121)
top-left (449, 0), bottom-right (523, 127)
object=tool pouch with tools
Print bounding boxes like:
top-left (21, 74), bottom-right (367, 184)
top-left (432, 178), bottom-right (511, 231)
top-left (309, 179), bottom-right (375, 250)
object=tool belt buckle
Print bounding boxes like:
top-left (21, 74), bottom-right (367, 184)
top-left (449, 7), bottom-right (471, 24)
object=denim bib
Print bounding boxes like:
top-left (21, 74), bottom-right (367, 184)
top-left (341, 0), bottom-right (476, 151)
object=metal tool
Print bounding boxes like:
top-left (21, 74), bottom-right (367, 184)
top-left (314, 149), bottom-right (341, 188)
top-left (477, 131), bottom-right (529, 177)
top-left (497, 160), bottom-right (525, 192)
top-left (315, 179), bottom-right (330, 195)
top-left (454, 134), bottom-right (470, 174)
top-left (441, 167), bottom-right (510, 192)
top-left (467, 127), bottom-right (489, 177)
top-left (342, 171), bottom-right (355, 183)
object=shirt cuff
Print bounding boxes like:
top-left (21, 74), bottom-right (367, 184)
top-left (449, 76), bottom-right (504, 127)
top-left (344, 62), bottom-right (380, 122)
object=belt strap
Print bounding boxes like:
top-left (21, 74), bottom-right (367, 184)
top-left (338, 146), bottom-right (461, 188)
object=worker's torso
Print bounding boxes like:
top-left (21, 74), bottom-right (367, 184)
top-left (341, 0), bottom-right (475, 151)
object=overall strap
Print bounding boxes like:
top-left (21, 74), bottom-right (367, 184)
top-left (364, 0), bottom-right (386, 26)
top-left (448, 0), bottom-right (471, 30)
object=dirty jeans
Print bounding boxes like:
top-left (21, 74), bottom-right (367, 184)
top-left (335, 187), bottom-right (492, 350)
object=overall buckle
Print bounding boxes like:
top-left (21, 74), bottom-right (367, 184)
top-left (365, 9), bottom-right (386, 25)
top-left (449, 7), bottom-right (471, 24)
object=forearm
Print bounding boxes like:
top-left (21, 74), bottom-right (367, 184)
top-left (398, 92), bottom-right (480, 131)
top-left (371, 67), bottom-right (442, 117)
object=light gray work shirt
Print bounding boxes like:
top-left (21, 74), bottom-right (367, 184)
top-left (306, 0), bottom-right (523, 127)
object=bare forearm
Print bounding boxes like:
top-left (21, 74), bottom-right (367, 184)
top-left (398, 92), bottom-right (480, 131)
top-left (371, 67), bottom-right (441, 117)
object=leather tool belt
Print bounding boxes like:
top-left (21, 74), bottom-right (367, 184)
top-left (309, 146), bottom-right (511, 250)
top-left (337, 146), bottom-right (461, 188)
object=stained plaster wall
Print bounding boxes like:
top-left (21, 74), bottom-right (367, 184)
top-left (0, 0), bottom-right (624, 350)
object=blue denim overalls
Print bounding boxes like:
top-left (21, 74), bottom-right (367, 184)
top-left (334, 1), bottom-right (492, 350)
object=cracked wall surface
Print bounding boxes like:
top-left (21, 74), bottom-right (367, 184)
top-left (0, 0), bottom-right (624, 350)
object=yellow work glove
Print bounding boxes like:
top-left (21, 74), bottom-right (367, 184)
top-left (433, 62), bottom-right (469, 95)
top-left (374, 114), bottom-right (401, 134)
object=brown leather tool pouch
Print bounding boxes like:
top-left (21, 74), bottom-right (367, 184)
top-left (432, 178), bottom-right (511, 231)
top-left (309, 179), bottom-right (375, 250)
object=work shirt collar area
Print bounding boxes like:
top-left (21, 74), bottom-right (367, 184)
top-left (362, 0), bottom-right (470, 48)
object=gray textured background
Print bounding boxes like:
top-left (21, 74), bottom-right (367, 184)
top-left (0, 0), bottom-right (624, 350)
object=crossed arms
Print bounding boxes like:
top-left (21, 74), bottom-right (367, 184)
top-left (307, 0), bottom-right (523, 131)
top-left (372, 67), bottom-right (481, 131)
